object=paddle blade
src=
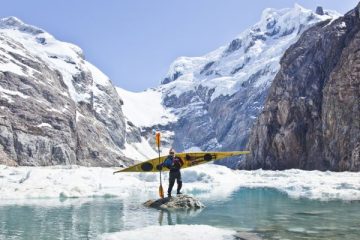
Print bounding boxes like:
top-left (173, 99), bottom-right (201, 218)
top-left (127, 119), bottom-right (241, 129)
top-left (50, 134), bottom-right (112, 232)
top-left (156, 132), bottom-right (161, 148)
top-left (159, 184), bottom-right (164, 199)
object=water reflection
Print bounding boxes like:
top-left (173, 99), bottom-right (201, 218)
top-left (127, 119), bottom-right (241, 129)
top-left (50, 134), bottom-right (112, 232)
top-left (0, 198), bottom-right (125, 239)
top-left (157, 208), bottom-right (203, 225)
top-left (188, 188), bottom-right (360, 240)
top-left (0, 189), bottom-right (360, 240)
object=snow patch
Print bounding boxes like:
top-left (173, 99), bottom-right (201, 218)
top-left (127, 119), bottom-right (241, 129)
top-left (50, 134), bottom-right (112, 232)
top-left (116, 87), bottom-right (177, 127)
top-left (0, 61), bottom-right (27, 77)
top-left (184, 146), bottom-right (202, 152)
top-left (0, 93), bottom-right (13, 103)
top-left (36, 123), bottom-right (52, 128)
top-left (123, 139), bottom-right (158, 161)
top-left (0, 85), bottom-right (29, 99)
top-left (85, 61), bottom-right (111, 86)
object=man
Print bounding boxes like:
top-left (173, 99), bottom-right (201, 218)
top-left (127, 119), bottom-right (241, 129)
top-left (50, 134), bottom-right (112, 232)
top-left (161, 148), bottom-right (184, 197)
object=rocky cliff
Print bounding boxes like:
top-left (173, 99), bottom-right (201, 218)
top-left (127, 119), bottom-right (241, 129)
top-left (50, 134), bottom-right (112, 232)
top-left (243, 4), bottom-right (360, 171)
top-left (118, 5), bottom-right (337, 164)
top-left (0, 17), bottom-right (155, 166)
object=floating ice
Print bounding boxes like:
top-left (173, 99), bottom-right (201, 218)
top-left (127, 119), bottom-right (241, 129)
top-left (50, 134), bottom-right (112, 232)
top-left (100, 224), bottom-right (236, 240)
top-left (1, 164), bottom-right (360, 204)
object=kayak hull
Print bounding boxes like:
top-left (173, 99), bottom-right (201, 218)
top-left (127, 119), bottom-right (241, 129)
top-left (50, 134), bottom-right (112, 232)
top-left (114, 151), bottom-right (250, 173)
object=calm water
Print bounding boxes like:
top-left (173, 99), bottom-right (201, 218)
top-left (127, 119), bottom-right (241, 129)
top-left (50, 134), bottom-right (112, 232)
top-left (1, 188), bottom-right (360, 240)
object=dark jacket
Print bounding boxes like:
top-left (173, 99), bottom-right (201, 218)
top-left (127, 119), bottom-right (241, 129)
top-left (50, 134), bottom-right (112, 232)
top-left (162, 155), bottom-right (184, 172)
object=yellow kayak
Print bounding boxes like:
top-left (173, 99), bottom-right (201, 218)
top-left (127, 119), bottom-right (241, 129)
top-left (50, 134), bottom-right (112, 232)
top-left (113, 151), bottom-right (250, 173)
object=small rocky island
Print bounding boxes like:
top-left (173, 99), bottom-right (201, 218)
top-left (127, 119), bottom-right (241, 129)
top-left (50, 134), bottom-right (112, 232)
top-left (143, 194), bottom-right (205, 210)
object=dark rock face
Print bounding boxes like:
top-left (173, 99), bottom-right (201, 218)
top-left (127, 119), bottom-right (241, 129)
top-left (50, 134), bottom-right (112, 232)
top-left (157, 80), bottom-right (270, 161)
top-left (162, 88), bottom-right (219, 151)
top-left (224, 39), bottom-right (242, 55)
top-left (210, 85), bottom-right (269, 151)
top-left (161, 71), bottom-right (183, 85)
top-left (316, 7), bottom-right (324, 16)
top-left (243, 5), bottom-right (360, 171)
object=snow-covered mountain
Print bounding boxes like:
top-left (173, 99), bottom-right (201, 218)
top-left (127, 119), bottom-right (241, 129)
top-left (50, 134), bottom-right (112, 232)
top-left (0, 17), bottom-right (157, 166)
top-left (0, 5), bottom-right (340, 167)
top-left (117, 5), bottom-right (339, 163)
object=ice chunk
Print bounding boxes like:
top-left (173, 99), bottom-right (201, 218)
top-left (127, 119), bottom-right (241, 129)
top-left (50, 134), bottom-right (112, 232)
top-left (100, 224), bottom-right (235, 240)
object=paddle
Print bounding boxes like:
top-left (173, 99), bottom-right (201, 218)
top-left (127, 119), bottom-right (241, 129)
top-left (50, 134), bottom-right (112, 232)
top-left (156, 132), bottom-right (164, 199)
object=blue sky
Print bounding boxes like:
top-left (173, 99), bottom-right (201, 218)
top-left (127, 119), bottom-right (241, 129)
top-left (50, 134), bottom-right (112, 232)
top-left (0, 0), bottom-right (358, 91)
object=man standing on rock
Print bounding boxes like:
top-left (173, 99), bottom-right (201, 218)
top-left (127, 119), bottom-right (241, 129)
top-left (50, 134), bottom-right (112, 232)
top-left (160, 148), bottom-right (184, 197)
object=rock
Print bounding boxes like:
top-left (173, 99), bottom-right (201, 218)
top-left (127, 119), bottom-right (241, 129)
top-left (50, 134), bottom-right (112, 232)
top-left (143, 194), bottom-right (205, 210)
top-left (0, 17), bottom-right (143, 167)
top-left (234, 232), bottom-right (264, 240)
top-left (244, 4), bottom-right (360, 171)
top-left (316, 6), bottom-right (324, 15)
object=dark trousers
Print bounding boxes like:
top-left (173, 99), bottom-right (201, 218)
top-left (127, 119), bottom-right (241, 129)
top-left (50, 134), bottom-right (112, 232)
top-left (168, 170), bottom-right (182, 195)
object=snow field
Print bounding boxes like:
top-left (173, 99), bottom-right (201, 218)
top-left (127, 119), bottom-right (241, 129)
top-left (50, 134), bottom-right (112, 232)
top-left (116, 87), bottom-right (177, 128)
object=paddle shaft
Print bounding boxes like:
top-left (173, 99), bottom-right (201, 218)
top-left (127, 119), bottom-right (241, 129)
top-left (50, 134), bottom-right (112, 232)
top-left (156, 132), bottom-right (164, 198)
top-left (158, 145), bottom-right (162, 185)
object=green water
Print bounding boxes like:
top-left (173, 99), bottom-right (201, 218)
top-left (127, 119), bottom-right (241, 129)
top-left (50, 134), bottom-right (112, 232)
top-left (1, 188), bottom-right (359, 239)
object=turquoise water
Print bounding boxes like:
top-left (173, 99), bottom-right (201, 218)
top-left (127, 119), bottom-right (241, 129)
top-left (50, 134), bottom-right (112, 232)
top-left (1, 188), bottom-right (360, 239)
